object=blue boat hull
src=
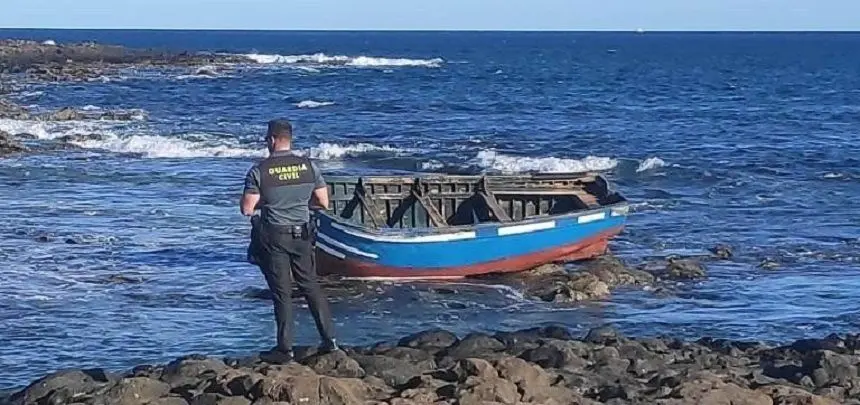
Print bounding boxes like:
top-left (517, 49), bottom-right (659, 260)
top-left (313, 205), bottom-right (628, 279)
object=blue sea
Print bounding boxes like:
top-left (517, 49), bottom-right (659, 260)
top-left (1, 30), bottom-right (859, 389)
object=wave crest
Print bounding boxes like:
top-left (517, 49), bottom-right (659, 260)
top-left (474, 150), bottom-right (617, 174)
top-left (244, 53), bottom-right (443, 68)
top-left (303, 142), bottom-right (405, 160)
top-left (296, 100), bottom-right (335, 109)
top-left (636, 157), bottom-right (667, 172)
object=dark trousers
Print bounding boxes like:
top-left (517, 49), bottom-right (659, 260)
top-left (256, 221), bottom-right (335, 352)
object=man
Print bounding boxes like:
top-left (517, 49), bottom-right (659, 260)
top-left (241, 118), bottom-right (338, 363)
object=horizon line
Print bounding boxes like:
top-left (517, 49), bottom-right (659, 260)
top-left (1, 27), bottom-right (859, 33)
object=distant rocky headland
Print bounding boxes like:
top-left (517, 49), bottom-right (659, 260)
top-left (0, 39), bottom-right (252, 82)
top-left (0, 38), bottom-right (252, 157)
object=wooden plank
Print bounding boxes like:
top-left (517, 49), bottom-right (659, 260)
top-left (479, 191), bottom-right (512, 222)
top-left (387, 195), bottom-right (416, 228)
top-left (413, 190), bottom-right (447, 227)
top-left (354, 180), bottom-right (387, 228)
top-left (492, 189), bottom-right (593, 196)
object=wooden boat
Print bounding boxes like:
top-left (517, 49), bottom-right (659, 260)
top-left (312, 173), bottom-right (629, 280)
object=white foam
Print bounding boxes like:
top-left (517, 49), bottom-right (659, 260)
top-left (296, 100), bottom-right (335, 109)
top-left (1, 119), bottom-right (410, 161)
top-left (636, 157), bottom-right (666, 172)
top-left (244, 53), bottom-right (443, 68)
top-left (71, 134), bottom-right (265, 159)
top-left (420, 160), bottom-right (445, 171)
top-left (81, 105), bottom-right (102, 111)
top-left (303, 142), bottom-right (405, 160)
top-left (42, 40), bottom-right (57, 46)
top-left (473, 150), bottom-right (617, 174)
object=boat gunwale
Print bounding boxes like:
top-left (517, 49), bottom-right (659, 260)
top-left (316, 200), bottom-right (629, 241)
top-left (317, 172), bottom-right (628, 242)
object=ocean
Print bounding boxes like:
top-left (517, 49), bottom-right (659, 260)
top-left (0, 30), bottom-right (858, 389)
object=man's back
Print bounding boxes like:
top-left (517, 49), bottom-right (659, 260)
top-left (245, 151), bottom-right (326, 226)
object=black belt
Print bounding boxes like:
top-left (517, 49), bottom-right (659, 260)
top-left (264, 222), bottom-right (309, 239)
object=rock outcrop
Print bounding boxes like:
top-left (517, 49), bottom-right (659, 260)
top-left (7, 327), bottom-right (860, 405)
top-left (0, 130), bottom-right (28, 156)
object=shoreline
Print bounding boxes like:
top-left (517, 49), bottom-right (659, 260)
top-left (5, 325), bottom-right (858, 405)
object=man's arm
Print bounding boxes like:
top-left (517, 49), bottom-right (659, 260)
top-left (309, 161), bottom-right (329, 210)
top-left (240, 165), bottom-right (261, 216)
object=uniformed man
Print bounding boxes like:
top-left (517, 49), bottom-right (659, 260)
top-left (241, 118), bottom-right (338, 363)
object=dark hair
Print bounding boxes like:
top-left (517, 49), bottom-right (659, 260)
top-left (267, 119), bottom-right (293, 140)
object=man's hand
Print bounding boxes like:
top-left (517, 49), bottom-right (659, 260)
top-left (311, 186), bottom-right (330, 211)
top-left (240, 192), bottom-right (260, 216)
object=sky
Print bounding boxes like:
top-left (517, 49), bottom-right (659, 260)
top-left (1, 0), bottom-right (858, 31)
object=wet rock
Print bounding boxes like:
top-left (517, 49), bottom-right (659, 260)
top-left (8, 369), bottom-right (111, 405)
top-left (161, 356), bottom-right (228, 389)
top-left (584, 255), bottom-right (656, 286)
top-left (455, 374), bottom-right (520, 405)
top-left (150, 397), bottom-right (191, 405)
top-left (398, 329), bottom-right (459, 351)
top-left (96, 377), bottom-right (171, 404)
top-left (520, 340), bottom-right (589, 372)
top-left (0, 98), bottom-right (30, 119)
top-left (671, 379), bottom-right (772, 405)
top-left (301, 350), bottom-right (365, 378)
top-left (42, 106), bottom-right (148, 122)
top-left (759, 257), bottom-right (781, 270)
top-left (801, 350), bottom-right (858, 387)
top-left (440, 333), bottom-right (505, 360)
top-left (47, 107), bottom-right (83, 121)
top-left (659, 257), bottom-right (708, 280)
top-left (352, 354), bottom-right (432, 388)
top-left (521, 254), bottom-right (655, 303)
top-left (756, 385), bottom-right (841, 405)
top-left (710, 244), bottom-right (734, 259)
top-left (375, 347), bottom-right (435, 364)
top-left (1, 130), bottom-right (27, 156)
top-left (584, 325), bottom-right (622, 345)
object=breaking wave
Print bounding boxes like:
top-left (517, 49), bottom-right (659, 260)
top-left (473, 150), bottom-right (618, 174)
top-left (303, 142), bottom-right (406, 160)
top-left (296, 100), bottom-right (335, 109)
top-left (244, 53), bottom-right (444, 68)
top-left (71, 134), bottom-right (264, 159)
top-left (636, 157), bottom-right (667, 172)
top-left (0, 119), bottom-right (408, 160)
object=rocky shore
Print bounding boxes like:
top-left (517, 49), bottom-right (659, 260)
top-left (0, 39), bottom-right (252, 82)
top-left (5, 325), bottom-right (858, 405)
top-left (0, 38), bottom-right (258, 157)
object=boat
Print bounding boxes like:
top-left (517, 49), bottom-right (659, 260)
top-left (312, 172), bottom-right (629, 280)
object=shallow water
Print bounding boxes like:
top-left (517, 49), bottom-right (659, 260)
top-left (1, 30), bottom-right (859, 389)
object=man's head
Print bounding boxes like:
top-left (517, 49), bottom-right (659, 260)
top-left (266, 119), bottom-right (293, 152)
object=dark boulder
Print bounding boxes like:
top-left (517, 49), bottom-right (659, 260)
top-left (8, 369), bottom-right (112, 405)
top-left (1, 130), bottom-right (27, 156)
top-left (661, 258), bottom-right (708, 280)
top-left (160, 356), bottom-right (228, 389)
top-left (584, 325), bottom-right (622, 345)
top-left (710, 244), bottom-right (734, 259)
top-left (93, 377), bottom-right (171, 404)
top-left (351, 354), bottom-right (433, 388)
top-left (397, 329), bottom-right (459, 351)
top-left (301, 350), bottom-right (365, 378)
top-left (439, 332), bottom-right (505, 360)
